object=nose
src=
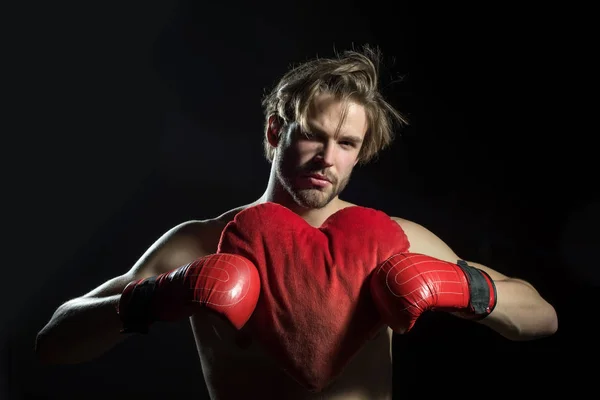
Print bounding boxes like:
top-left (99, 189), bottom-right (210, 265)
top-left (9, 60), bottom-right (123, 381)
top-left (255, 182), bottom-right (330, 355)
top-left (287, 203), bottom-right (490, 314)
top-left (314, 140), bottom-right (335, 168)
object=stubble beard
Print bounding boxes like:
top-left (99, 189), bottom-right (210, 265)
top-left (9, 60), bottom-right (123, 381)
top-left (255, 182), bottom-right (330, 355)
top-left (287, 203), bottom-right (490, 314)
top-left (276, 161), bottom-right (352, 210)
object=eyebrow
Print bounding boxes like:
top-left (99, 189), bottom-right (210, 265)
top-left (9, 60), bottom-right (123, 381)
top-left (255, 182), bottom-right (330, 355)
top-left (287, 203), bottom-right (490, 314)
top-left (338, 134), bottom-right (364, 144)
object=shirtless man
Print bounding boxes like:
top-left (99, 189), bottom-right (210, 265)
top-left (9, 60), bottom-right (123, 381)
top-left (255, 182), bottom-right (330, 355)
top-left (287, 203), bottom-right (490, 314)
top-left (35, 47), bottom-right (558, 399)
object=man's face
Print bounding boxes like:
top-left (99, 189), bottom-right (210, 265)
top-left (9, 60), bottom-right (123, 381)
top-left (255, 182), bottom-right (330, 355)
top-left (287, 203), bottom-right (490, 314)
top-left (273, 93), bottom-right (368, 209)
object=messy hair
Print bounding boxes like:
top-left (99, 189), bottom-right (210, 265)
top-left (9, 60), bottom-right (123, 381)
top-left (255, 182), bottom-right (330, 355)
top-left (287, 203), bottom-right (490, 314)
top-left (261, 45), bottom-right (408, 164)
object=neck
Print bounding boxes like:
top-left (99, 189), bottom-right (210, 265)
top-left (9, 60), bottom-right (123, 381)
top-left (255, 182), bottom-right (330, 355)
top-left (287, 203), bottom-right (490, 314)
top-left (256, 164), bottom-right (345, 227)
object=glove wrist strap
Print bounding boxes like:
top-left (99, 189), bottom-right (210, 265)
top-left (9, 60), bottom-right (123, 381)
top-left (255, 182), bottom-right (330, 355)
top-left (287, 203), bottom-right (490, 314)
top-left (117, 276), bottom-right (158, 334)
top-left (456, 260), bottom-right (497, 319)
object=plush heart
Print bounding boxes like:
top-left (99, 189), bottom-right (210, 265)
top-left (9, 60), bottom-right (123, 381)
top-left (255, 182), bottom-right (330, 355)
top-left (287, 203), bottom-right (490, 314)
top-left (217, 202), bottom-right (409, 392)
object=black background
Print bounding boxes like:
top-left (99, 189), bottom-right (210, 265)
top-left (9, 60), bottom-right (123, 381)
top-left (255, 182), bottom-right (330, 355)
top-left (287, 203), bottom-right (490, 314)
top-left (4, 1), bottom-right (597, 398)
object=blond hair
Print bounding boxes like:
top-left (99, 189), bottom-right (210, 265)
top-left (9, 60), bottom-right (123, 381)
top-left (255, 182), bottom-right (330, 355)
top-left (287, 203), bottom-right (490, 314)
top-left (261, 45), bottom-right (408, 164)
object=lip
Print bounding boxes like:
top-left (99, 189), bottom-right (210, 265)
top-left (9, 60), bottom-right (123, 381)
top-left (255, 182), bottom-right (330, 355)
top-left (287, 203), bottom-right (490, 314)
top-left (304, 174), bottom-right (331, 183)
top-left (296, 174), bottom-right (332, 189)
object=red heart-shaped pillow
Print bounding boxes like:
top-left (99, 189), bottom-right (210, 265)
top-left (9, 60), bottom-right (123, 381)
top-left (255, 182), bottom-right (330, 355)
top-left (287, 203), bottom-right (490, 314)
top-left (217, 202), bottom-right (409, 392)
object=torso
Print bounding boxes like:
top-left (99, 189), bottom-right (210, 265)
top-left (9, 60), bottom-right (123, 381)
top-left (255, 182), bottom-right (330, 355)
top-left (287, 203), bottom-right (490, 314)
top-left (190, 313), bottom-right (394, 400)
top-left (180, 201), bottom-right (396, 400)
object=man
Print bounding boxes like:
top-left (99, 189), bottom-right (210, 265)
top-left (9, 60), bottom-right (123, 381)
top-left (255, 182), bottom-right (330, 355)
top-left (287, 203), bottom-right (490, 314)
top-left (35, 47), bottom-right (558, 399)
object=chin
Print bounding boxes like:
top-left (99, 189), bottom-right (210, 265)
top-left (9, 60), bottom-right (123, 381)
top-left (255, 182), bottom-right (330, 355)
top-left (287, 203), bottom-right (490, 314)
top-left (292, 188), bottom-right (335, 209)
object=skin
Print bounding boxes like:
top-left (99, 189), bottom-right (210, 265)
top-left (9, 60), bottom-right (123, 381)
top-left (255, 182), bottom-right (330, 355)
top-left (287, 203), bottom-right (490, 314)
top-left (35, 93), bottom-right (558, 400)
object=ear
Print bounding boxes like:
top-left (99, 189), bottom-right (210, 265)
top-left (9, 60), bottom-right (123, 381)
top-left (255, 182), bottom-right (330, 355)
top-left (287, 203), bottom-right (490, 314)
top-left (266, 115), bottom-right (282, 147)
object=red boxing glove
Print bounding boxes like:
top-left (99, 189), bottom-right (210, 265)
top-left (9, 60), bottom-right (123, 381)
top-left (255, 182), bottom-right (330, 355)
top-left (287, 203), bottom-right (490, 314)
top-left (370, 253), bottom-right (497, 333)
top-left (117, 253), bottom-right (260, 333)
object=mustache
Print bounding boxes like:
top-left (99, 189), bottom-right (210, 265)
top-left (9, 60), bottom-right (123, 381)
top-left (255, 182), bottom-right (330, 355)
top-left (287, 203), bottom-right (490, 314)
top-left (296, 165), bottom-right (337, 185)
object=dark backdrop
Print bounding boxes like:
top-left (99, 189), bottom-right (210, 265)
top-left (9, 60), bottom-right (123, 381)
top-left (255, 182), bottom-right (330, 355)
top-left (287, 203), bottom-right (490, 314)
top-left (5, 1), bottom-right (597, 398)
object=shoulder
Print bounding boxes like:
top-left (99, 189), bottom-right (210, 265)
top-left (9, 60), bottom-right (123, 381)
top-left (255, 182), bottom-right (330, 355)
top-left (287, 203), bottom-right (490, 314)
top-left (132, 205), bottom-right (253, 278)
top-left (390, 216), bottom-right (460, 263)
top-left (390, 217), bottom-right (427, 241)
top-left (129, 219), bottom-right (213, 278)
top-left (166, 202), bottom-right (259, 247)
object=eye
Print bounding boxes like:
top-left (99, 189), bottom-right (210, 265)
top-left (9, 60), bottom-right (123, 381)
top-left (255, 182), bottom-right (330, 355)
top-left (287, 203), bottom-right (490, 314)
top-left (339, 141), bottom-right (356, 148)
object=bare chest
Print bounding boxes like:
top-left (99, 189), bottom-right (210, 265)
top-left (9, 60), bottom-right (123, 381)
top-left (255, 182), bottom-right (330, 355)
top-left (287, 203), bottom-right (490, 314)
top-left (188, 313), bottom-right (394, 400)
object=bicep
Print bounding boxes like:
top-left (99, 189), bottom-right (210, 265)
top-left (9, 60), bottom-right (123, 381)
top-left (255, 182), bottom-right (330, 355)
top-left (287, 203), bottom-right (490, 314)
top-left (80, 274), bottom-right (134, 299)
top-left (462, 260), bottom-right (509, 281)
top-left (81, 220), bottom-right (211, 299)
top-left (78, 231), bottom-right (175, 299)
top-left (79, 251), bottom-right (163, 299)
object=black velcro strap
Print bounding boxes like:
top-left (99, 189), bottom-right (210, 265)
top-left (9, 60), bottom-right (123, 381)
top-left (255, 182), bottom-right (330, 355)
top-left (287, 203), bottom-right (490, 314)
top-left (456, 260), bottom-right (494, 316)
top-left (121, 276), bottom-right (158, 334)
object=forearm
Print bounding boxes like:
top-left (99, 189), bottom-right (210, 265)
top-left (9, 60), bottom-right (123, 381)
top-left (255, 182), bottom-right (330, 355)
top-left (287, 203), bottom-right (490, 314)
top-left (35, 295), bottom-right (130, 364)
top-left (478, 278), bottom-right (558, 341)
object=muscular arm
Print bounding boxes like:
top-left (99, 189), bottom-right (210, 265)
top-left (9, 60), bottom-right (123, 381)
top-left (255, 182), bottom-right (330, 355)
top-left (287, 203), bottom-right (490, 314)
top-left (394, 218), bottom-right (558, 341)
top-left (35, 275), bottom-right (136, 365)
top-left (35, 221), bottom-right (212, 364)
